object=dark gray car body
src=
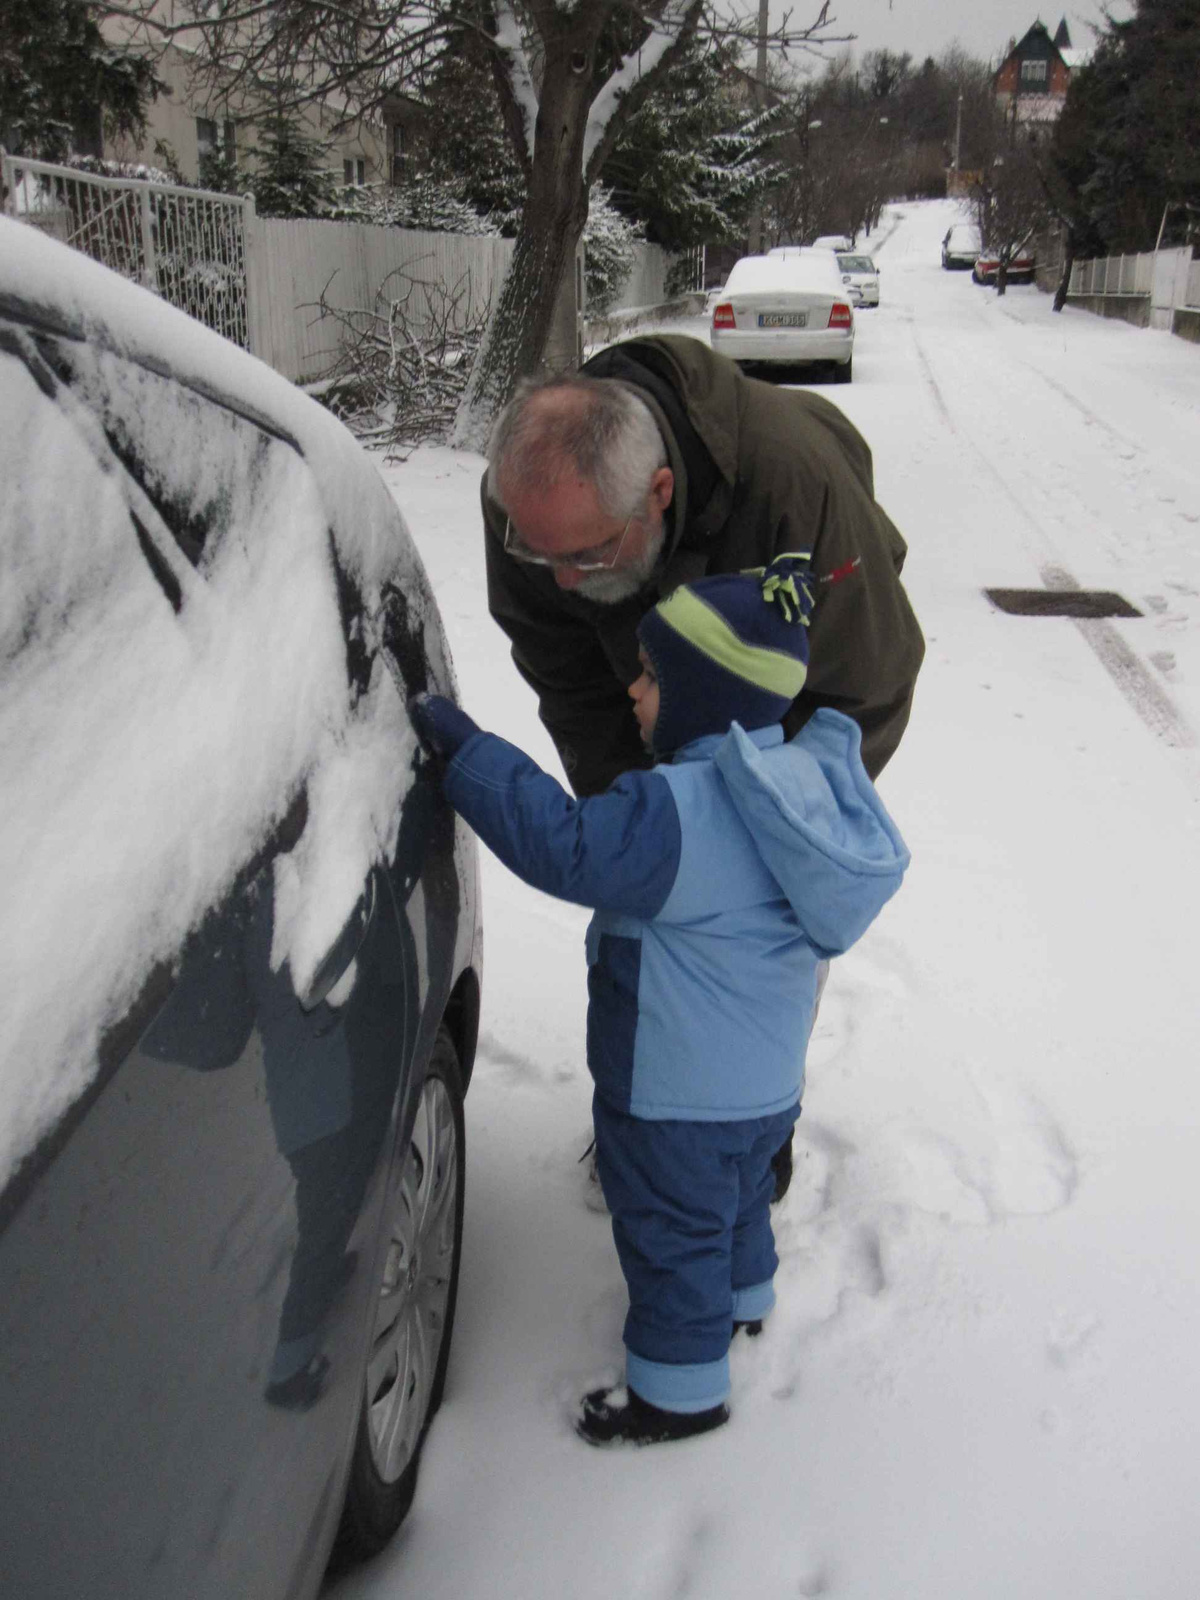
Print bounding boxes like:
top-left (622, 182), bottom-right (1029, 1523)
top-left (0, 217), bottom-right (481, 1599)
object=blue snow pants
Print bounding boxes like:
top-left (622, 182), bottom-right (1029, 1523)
top-left (592, 1093), bottom-right (801, 1413)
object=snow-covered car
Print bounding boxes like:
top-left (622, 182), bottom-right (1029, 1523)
top-left (713, 254), bottom-right (855, 382)
top-left (836, 252), bottom-right (881, 307)
top-left (0, 216), bottom-right (482, 1600)
top-left (812, 233), bottom-right (855, 253)
top-left (941, 222), bottom-right (982, 269)
top-left (972, 243), bottom-right (1037, 285)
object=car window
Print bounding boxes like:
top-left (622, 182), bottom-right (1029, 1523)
top-left (838, 256), bottom-right (875, 273)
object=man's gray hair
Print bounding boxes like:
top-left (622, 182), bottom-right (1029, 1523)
top-left (487, 376), bottom-right (667, 521)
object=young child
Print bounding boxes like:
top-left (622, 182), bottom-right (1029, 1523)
top-left (410, 553), bottom-right (909, 1447)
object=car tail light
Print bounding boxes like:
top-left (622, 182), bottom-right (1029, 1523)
top-left (828, 302), bottom-right (852, 329)
top-left (712, 302), bottom-right (736, 329)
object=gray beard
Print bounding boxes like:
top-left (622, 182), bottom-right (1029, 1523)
top-left (571, 523), bottom-right (667, 604)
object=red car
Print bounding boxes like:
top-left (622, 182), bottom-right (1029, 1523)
top-left (972, 243), bottom-right (1037, 285)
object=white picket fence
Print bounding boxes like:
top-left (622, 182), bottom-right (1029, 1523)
top-left (3, 152), bottom-right (678, 383)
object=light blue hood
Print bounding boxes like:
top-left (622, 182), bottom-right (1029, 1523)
top-left (713, 709), bottom-right (909, 956)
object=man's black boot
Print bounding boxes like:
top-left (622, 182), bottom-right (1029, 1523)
top-left (575, 1385), bottom-right (728, 1448)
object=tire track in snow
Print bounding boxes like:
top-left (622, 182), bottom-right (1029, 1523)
top-left (907, 318), bottom-right (1195, 755)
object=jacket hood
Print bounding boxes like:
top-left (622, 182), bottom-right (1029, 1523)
top-left (714, 709), bottom-right (909, 956)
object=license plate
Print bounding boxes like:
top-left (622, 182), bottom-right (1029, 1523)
top-left (758, 312), bottom-right (807, 328)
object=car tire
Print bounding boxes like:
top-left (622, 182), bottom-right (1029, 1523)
top-left (833, 357), bottom-right (852, 385)
top-left (331, 1025), bottom-right (466, 1569)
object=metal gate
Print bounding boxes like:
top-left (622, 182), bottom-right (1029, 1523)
top-left (2, 152), bottom-right (252, 348)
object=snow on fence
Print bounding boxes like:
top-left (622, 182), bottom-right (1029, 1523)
top-left (1, 151), bottom-right (251, 349)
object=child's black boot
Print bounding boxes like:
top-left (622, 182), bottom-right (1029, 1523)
top-left (575, 1385), bottom-right (728, 1448)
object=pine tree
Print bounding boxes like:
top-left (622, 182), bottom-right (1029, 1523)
top-left (245, 111), bottom-right (339, 219)
top-left (600, 41), bottom-right (780, 252)
top-left (421, 32), bottom-right (526, 232)
top-left (0, 0), bottom-right (165, 162)
top-left (1053, 0), bottom-right (1200, 252)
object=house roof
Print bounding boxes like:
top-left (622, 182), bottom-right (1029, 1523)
top-left (993, 18), bottom-right (1083, 87)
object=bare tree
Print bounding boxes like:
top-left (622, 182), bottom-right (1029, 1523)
top-left (972, 109), bottom-right (1049, 296)
top-left (106, 0), bottom-right (845, 443)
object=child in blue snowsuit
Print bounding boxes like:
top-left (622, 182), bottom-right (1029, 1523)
top-left (410, 553), bottom-right (909, 1447)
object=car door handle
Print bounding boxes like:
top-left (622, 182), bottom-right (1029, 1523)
top-left (298, 873), bottom-right (377, 1012)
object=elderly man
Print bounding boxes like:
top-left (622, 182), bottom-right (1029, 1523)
top-left (482, 333), bottom-right (924, 1198)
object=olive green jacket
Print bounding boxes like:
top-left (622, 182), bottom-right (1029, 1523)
top-left (484, 335), bottom-right (924, 796)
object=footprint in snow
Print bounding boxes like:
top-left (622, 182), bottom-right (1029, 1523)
top-left (896, 1077), bottom-right (1078, 1226)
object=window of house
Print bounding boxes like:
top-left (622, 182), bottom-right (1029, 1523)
top-left (1020, 59), bottom-right (1048, 85)
top-left (389, 124), bottom-right (406, 187)
top-left (343, 157), bottom-right (366, 187)
top-left (223, 120), bottom-right (237, 164)
top-left (196, 118), bottom-right (218, 159)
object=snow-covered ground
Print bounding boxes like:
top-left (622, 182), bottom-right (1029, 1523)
top-left (329, 199), bottom-right (1200, 1600)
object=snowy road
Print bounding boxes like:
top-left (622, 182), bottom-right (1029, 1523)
top-left (329, 200), bottom-right (1200, 1600)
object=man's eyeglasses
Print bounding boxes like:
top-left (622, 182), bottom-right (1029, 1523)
top-left (503, 513), bottom-right (634, 572)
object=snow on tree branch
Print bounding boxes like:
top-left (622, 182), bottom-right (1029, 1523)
top-left (494, 0), bottom-right (539, 165)
top-left (583, 5), bottom-right (695, 175)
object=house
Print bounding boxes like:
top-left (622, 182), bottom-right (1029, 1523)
top-left (993, 18), bottom-right (1084, 125)
top-left (96, 12), bottom-right (423, 194)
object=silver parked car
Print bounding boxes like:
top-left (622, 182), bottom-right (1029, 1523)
top-left (0, 215), bottom-right (482, 1599)
top-left (711, 253), bottom-right (856, 382)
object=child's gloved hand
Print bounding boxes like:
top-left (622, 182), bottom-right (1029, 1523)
top-left (408, 692), bottom-right (481, 761)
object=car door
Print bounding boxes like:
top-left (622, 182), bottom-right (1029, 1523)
top-left (0, 308), bottom-right (439, 1598)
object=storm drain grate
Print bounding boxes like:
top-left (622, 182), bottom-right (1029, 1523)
top-left (984, 588), bottom-right (1143, 619)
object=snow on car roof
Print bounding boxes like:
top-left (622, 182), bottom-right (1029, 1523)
top-left (725, 253), bottom-right (844, 293)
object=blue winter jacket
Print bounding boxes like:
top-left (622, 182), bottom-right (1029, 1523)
top-left (441, 708), bottom-right (909, 1121)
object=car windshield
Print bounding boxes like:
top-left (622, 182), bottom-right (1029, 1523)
top-left (838, 256), bottom-right (875, 273)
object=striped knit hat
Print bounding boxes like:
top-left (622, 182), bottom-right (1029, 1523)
top-left (637, 553), bottom-right (814, 758)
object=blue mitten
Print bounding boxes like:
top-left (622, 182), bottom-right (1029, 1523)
top-left (408, 692), bottom-right (482, 761)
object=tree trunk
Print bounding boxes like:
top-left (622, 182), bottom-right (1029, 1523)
top-left (996, 247), bottom-right (1008, 297)
top-left (1053, 233), bottom-right (1076, 312)
top-left (452, 24), bottom-right (594, 452)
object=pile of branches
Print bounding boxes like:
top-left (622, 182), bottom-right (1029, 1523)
top-left (309, 263), bottom-right (490, 457)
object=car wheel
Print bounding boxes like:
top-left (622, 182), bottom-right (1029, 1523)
top-left (833, 357), bottom-right (852, 385)
top-left (332, 1025), bottom-right (466, 1568)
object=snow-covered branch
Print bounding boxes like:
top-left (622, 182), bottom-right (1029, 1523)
top-left (493, 0), bottom-right (539, 166)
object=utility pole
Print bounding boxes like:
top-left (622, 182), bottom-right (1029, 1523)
top-left (747, 0), bottom-right (769, 253)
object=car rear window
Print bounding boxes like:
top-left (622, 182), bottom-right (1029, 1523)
top-left (838, 256), bottom-right (875, 272)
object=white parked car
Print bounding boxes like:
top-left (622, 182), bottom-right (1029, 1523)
top-left (711, 253), bottom-right (855, 383)
top-left (836, 252), bottom-right (881, 306)
top-left (813, 234), bottom-right (855, 253)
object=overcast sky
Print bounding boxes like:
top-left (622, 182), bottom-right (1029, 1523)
top-left (787, 0), bottom-right (1133, 68)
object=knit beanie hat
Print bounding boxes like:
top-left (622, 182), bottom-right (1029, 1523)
top-left (637, 553), bottom-right (814, 758)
